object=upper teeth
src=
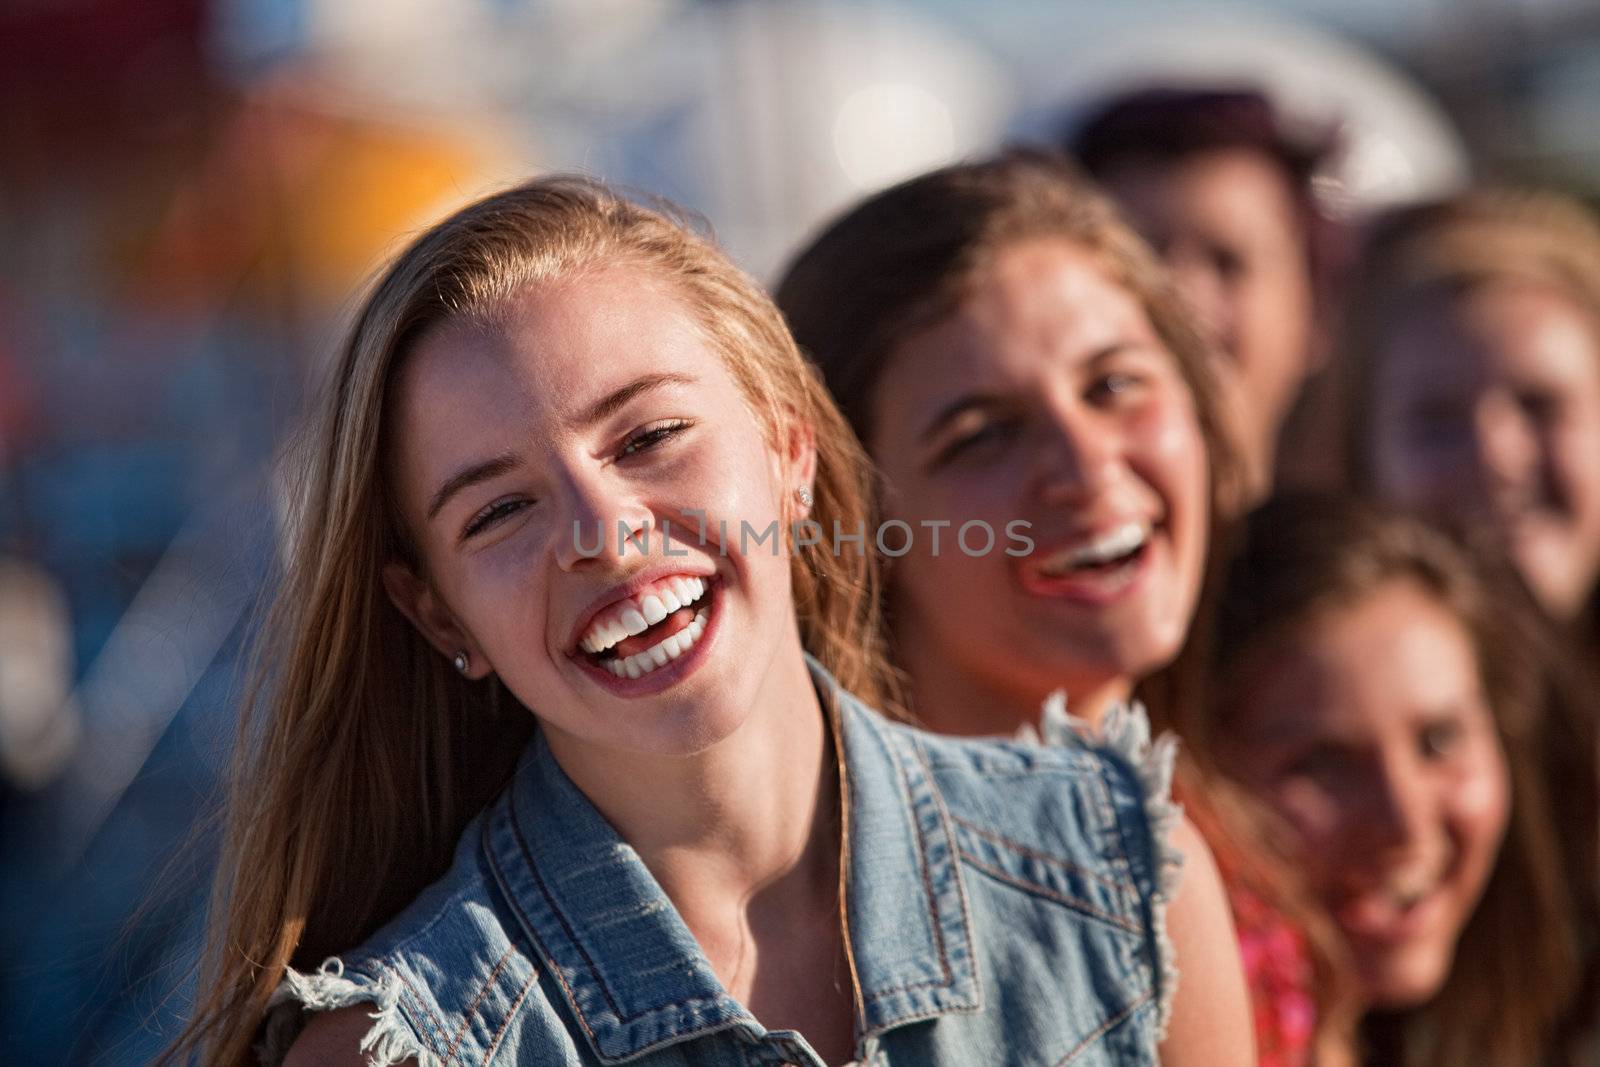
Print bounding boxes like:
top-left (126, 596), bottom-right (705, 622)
top-left (1039, 522), bottom-right (1150, 574)
top-left (577, 576), bottom-right (708, 654)
top-left (603, 607), bottom-right (710, 680)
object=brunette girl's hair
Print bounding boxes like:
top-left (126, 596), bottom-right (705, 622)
top-left (166, 176), bottom-right (893, 1063)
top-left (1209, 492), bottom-right (1590, 1067)
top-left (775, 148), bottom-right (1358, 1059)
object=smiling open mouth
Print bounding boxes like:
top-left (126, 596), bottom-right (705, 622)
top-left (576, 575), bottom-right (714, 680)
top-left (1035, 521), bottom-right (1152, 578)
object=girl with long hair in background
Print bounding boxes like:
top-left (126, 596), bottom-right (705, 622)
top-left (1207, 493), bottom-right (1593, 1066)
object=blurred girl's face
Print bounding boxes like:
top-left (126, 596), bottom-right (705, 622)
top-left (1369, 283), bottom-right (1600, 619)
top-left (383, 265), bottom-right (809, 760)
top-left (869, 237), bottom-right (1209, 727)
top-left (1225, 579), bottom-right (1510, 1009)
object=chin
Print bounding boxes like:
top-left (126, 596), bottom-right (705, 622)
top-left (1362, 956), bottom-right (1452, 1011)
top-left (1098, 615), bottom-right (1189, 680)
top-left (609, 697), bottom-right (751, 757)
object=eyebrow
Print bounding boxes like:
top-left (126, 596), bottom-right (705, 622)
top-left (577, 372), bottom-right (696, 428)
top-left (427, 452), bottom-right (521, 522)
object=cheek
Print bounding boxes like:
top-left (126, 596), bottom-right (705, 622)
top-left (1128, 390), bottom-right (1209, 571)
top-left (1446, 746), bottom-right (1512, 862)
top-left (1549, 411), bottom-right (1600, 522)
top-left (1271, 778), bottom-right (1349, 853)
top-left (881, 458), bottom-right (1024, 529)
top-left (1130, 390), bottom-right (1206, 500)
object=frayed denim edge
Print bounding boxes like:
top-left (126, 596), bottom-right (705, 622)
top-left (256, 956), bottom-right (438, 1067)
top-left (1025, 693), bottom-right (1185, 1041)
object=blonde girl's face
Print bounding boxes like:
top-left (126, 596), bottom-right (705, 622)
top-left (868, 237), bottom-right (1210, 726)
top-left (382, 264), bottom-right (812, 758)
top-left (1370, 283), bottom-right (1600, 620)
top-left (1225, 579), bottom-right (1511, 1010)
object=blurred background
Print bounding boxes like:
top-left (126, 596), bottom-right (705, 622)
top-left (2, 0), bottom-right (1598, 1062)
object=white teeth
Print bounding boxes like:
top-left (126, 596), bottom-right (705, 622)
top-left (603, 607), bottom-right (710, 681)
top-left (640, 595), bottom-right (668, 626)
top-left (1042, 522), bottom-right (1150, 574)
top-left (576, 576), bottom-right (713, 655)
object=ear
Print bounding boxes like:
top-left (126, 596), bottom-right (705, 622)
top-left (382, 562), bottom-right (492, 679)
top-left (775, 409), bottom-right (819, 517)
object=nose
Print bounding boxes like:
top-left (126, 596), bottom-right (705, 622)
top-left (1035, 393), bottom-right (1120, 505)
top-left (553, 469), bottom-right (654, 572)
top-left (1360, 753), bottom-right (1439, 862)
top-left (1472, 389), bottom-right (1539, 505)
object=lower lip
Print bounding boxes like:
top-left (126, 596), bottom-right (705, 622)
top-left (1014, 535), bottom-right (1158, 606)
top-left (570, 579), bottom-right (722, 697)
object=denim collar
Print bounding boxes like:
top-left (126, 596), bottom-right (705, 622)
top-left (482, 657), bottom-right (980, 1064)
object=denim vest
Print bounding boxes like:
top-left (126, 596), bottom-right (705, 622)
top-left (263, 662), bottom-right (1181, 1066)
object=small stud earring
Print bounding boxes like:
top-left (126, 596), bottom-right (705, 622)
top-left (796, 486), bottom-right (813, 508)
top-left (452, 651), bottom-right (470, 675)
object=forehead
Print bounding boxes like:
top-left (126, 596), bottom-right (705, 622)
top-left (897, 238), bottom-right (1154, 381)
top-left (396, 265), bottom-right (716, 425)
top-left (1380, 283), bottom-right (1600, 394)
top-left (1109, 148), bottom-right (1300, 242)
top-left (1235, 580), bottom-right (1483, 742)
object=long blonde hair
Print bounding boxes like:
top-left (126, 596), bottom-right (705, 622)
top-left (168, 176), bottom-right (892, 1064)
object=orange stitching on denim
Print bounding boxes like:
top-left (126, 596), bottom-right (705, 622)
top-left (957, 851), bottom-right (1144, 935)
top-left (1052, 990), bottom-right (1153, 1065)
top-left (383, 963), bottom-right (448, 1058)
top-left (911, 739), bottom-right (978, 972)
top-left (484, 971), bottom-right (539, 1062)
top-left (949, 814), bottom-right (1130, 894)
top-left (859, 734), bottom-right (955, 1005)
top-left (443, 945), bottom-right (516, 1062)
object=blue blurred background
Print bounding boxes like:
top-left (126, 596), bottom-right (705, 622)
top-left (1, 0), bottom-right (1597, 1062)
